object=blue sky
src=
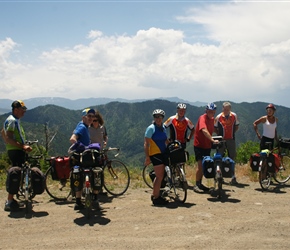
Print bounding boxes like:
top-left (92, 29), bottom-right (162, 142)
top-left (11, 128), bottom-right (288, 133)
top-left (1, 0), bottom-right (290, 108)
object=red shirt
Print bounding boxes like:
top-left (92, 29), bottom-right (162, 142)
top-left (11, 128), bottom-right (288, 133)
top-left (194, 113), bottom-right (214, 149)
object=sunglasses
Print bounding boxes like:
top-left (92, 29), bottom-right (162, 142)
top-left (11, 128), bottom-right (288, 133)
top-left (93, 120), bottom-right (99, 122)
top-left (154, 115), bottom-right (163, 119)
top-left (87, 115), bottom-right (95, 118)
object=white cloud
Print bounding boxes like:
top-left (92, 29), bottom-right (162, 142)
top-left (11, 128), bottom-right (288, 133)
top-left (1, 2), bottom-right (290, 107)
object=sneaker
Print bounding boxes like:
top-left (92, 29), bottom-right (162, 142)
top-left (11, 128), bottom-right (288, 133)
top-left (74, 203), bottom-right (85, 210)
top-left (4, 199), bottom-right (20, 212)
top-left (151, 196), bottom-right (168, 206)
top-left (193, 185), bottom-right (204, 193)
top-left (230, 177), bottom-right (238, 185)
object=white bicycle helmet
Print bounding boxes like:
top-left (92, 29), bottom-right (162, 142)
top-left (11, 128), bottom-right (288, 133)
top-left (177, 103), bottom-right (187, 109)
top-left (152, 109), bottom-right (165, 117)
top-left (206, 102), bottom-right (217, 110)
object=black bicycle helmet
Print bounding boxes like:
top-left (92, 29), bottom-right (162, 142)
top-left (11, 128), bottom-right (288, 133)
top-left (206, 102), bottom-right (217, 110)
top-left (176, 103), bottom-right (187, 109)
top-left (152, 109), bottom-right (165, 117)
top-left (266, 103), bottom-right (276, 111)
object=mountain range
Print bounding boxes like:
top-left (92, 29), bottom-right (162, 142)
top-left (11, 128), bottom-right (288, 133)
top-left (0, 97), bottom-right (206, 115)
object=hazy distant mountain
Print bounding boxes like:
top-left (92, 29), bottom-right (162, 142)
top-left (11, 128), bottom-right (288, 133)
top-left (0, 97), bottom-right (206, 114)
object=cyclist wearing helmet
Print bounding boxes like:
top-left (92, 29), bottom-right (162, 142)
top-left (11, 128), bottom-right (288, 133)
top-left (144, 109), bottom-right (169, 206)
top-left (253, 103), bottom-right (278, 150)
top-left (193, 102), bottom-right (219, 193)
top-left (164, 103), bottom-right (195, 149)
top-left (214, 102), bottom-right (239, 185)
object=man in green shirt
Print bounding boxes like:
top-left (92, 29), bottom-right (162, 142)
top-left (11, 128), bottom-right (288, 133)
top-left (2, 100), bottom-right (32, 211)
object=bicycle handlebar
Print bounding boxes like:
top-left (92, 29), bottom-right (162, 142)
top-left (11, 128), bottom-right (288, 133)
top-left (25, 140), bottom-right (39, 146)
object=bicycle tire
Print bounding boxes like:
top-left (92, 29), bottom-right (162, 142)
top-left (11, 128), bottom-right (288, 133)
top-left (172, 165), bottom-right (187, 203)
top-left (45, 166), bottom-right (71, 201)
top-left (259, 160), bottom-right (271, 190)
top-left (217, 175), bottom-right (223, 199)
top-left (103, 159), bottom-right (130, 196)
top-left (142, 163), bottom-right (154, 189)
top-left (273, 155), bottom-right (290, 184)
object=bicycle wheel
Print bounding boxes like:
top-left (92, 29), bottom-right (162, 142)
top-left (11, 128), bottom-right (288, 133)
top-left (45, 166), bottom-right (71, 200)
top-left (142, 163), bottom-right (154, 189)
top-left (259, 161), bottom-right (271, 191)
top-left (217, 174), bottom-right (223, 199)
top-left (103, 159), bottom-right (130, 196)
top-left (273, 155), bottom-right (290, 184)
top-left (172, 165), bottom-right (187, 203)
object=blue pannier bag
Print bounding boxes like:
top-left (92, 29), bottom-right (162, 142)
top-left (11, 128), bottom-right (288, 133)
top-left (222, 157), bottom-right (234, 178)
top-left (202, 156), bottom-right (215, 178)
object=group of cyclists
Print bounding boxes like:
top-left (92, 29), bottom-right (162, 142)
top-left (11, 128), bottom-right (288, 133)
top-left (144, 101), bottom-right (278, 206)
top-left (1, 98), bottom-right (278, 210)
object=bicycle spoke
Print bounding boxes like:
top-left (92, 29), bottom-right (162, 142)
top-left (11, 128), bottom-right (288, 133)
top-left (142, 163), bottom-right (154, 189)
top-left (45, 166), bottom-right (71, 201)
top-left (274, 155), bottom-right (290, 184)
top-left (172, 166), bottom-right (187, 203)
top-left (103, 160), bottom-right (130, 196)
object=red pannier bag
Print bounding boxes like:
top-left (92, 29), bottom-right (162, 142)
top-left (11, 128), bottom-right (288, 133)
top-left (50, 156), bottom-right (71, 180)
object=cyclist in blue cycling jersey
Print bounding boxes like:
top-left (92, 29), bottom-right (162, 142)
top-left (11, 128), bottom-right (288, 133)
top-left (144, 109), bottom-right (169, 206)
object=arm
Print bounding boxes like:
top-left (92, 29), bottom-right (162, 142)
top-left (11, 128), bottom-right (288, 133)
top-left (201, 128), bottom-right (219, 144)
top-left (187, 128), bottom-right (195, 141)
top-left (144, 137), bottom-right (151, 166)
top-left (70, 134), bottom-right (78, 144)
top-left (253, 116), bottom-right (266, 140)
top-left (5, 130), bottom-right (32, 152)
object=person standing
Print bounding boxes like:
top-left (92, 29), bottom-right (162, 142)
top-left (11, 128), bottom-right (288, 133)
top-left (89, 110), bottom-right (108, 196)
top-left (2, 100), bottom-right (32, 211)
top-left (144, 109), bottom-right (169, 206)
top-left (89, 111), bottom-right (108, 150)
top-left (253, 103), bottom-right (278, 150)
top-left (164, 103), bottom-right (195, 149)
top-left (69, 108), bottom-right (95, 210)
top-left (193, 103), bottom-right (219, 193)
top-left (214, 101), bottom-right (239, 185)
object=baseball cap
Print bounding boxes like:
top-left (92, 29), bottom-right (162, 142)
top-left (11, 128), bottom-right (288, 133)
top-left (11, 100), bottom-right (27, 110)
top-left (82, 108), bottom-right (95, 117)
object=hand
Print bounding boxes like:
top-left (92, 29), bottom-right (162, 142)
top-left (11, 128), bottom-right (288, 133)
top-left (144, 157), bottom-right (151, 166)
top-left (23, 145), bottom-right (32, 152)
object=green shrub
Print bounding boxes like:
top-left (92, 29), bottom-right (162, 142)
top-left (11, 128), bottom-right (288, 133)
top-left (236, 141), bottom-right (260, 164)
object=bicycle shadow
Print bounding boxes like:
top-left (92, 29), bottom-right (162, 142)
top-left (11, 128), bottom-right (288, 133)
top-left (8, 200), bottom-right (49, 219)
top-left (166, 200), bottom-right (196, 209)
top-left (207, 189), bottom-right (241, 203)
top-left (74, 207), bottom-right (111, 226)
top-left (223, 181), bottom-right (250, 189)
top-left (254, 182), bottom-right (288, 194)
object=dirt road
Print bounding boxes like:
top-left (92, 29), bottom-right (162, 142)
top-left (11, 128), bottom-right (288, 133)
top-left (1, 174), bottom-right (290, 250)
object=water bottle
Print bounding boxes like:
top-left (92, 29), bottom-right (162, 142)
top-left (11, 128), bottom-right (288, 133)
top-left (165, 166), bottom-right (171, 179)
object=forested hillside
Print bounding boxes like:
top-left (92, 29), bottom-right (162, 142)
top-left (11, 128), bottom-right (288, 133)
top-left (1, 100), bottom-right (290, 166)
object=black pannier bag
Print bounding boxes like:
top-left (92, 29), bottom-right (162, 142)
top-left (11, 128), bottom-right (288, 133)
top-left (279, 138), bottom-right (290, 149)
top-left (31, 167), bottom-right (45, 195)
top-left (6, 166), bottom-right (21, 194)
top-left (249, 153), bottom-right (260, 172)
